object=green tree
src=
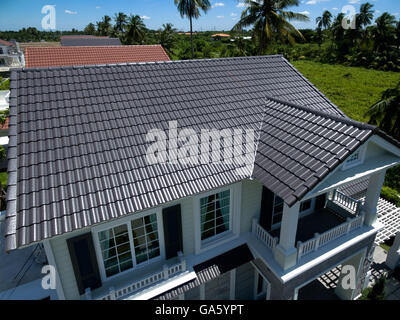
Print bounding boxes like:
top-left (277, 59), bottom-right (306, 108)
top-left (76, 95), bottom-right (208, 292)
top-left (365, 80), bottom-right (400, 140)
top-left (83, 23), bottom-right (96, 35)
top-left (316, 10), bottom-right (332, 30)
top-left (97, 15), bottom-right (113, 36)
top-left (232, 0), bottom-right (309, 54)
top-left (174, 0), bottom-right (211, 58)
top-left (159, 23), bottom-right (176, 56)
top-left (126, 15), bottom-right (146, 44)
top-left (372, 12), bottom-right (396, 52)
top-left (114, 12), bottom-right (128, 34)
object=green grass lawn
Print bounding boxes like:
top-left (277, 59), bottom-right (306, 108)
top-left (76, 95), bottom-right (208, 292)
top-left (292, 60), bottom-right (400, 122)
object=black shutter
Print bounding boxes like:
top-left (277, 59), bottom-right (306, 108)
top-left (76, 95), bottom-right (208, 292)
top-left (162, 204), bottom-right (183, 259)
top-left (259, 186), bottom-right (274, 232)
top-left (315, 193), bottom-right (327, 210)
top-left (67, 233), bottom-right (102, 295)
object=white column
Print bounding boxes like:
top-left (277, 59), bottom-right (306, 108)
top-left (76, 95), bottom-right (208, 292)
top-left (386, 232), bottom-right (400, 270)
top-left (363, 170), bottom-right (386, 226)
top-left (273, 202), bottom-right (300, 270)
top-left (42, 240), bottom-right (66, 300)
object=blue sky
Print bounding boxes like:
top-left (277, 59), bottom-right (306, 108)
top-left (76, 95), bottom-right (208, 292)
top-left (0, 0), bottom-right (399, 31)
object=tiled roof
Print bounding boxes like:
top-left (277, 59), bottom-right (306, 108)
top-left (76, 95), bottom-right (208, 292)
top-left (5, 55), bottom-right (398, 251)
top-left (0, 39), bottom-right (14, 47)
top-left (61, 37), bottom-right (121, 46)
top-left (25, 45), bottom-right (170, 68)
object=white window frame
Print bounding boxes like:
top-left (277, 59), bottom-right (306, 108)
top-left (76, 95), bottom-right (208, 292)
top-left (342, 145), bottom-right (367, 170)
top-left (92, 207), bottom-right (165, 282)
top-left (253, 270), bottom-right (270, 300)
top-left (193, 182), bottom-right (241, 254)
top-left (271, 194), bottom-right (284, 230)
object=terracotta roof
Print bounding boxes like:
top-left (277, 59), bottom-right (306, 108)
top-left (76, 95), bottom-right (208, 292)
top-left (0, 117), bottom-right (9, 130)
top-left (212, 33), bottom-right (231, 37)
top-left (25, 45), bottom-right (171, 68)
top-left (0, 39), bottom-right (14, 47)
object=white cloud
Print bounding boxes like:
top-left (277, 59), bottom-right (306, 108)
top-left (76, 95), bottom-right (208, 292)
top-left (299, 11), bottom-right (310, 15)
top-left (141, 15), bottom-right (151, 20)
top-left (306, 0), bottom-right (329, 4)
top-left (236, 2), bottom-right (249, 8)
top-left (212, 2), bottom-right (225, 8)
top-left (95, 6), bottom-right (100, 9)
top-left (375, 10), bottom-right (380, 14)
top-left (332, 7), bottom-right (339, 10)
top-left (230, 13), bottom-right (237, 17)
top-left (216, 15), bottom-right (224, 19)
top-left (65, 10), bottom-right (77, 15)
top-left (348, 0), bottom-right (360, 4)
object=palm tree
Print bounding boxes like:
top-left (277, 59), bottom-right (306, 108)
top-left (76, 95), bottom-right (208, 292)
top-left (372, 12), bottom-right (396, 52)
top-left (97, 15), bottom-right (112, 36)
top-left (316, 10), bottom-right (332, 30)
top-left (159, 23), bottom-right (176, 56)
top-left (126, 15), bottom-right (146, 44)
top-left (114, 12), bottom-right (128, 34)
top-left (357, 2), bottom-right (374, 29)
top-left (174, 0), bottom-right (211, 58)
top-left (396, 20), bottom-right (400, 50)
top-left (84, 23), bottom-right (96, 35)
top-left (232, 0), bottom-right (309, 54)
top-left (365, 81), bottom-right (400, 140)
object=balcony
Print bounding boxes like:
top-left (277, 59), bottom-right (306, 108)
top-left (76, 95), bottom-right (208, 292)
top-left (252, 190), bottom-right (366, 264)
top-left (86, 252), bottom-right (189, 300)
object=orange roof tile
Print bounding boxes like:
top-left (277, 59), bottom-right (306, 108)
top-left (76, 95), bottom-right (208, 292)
top-left (25, 45), bottom-right (170, 68)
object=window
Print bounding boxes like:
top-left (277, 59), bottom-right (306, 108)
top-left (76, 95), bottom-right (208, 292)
top-left (97, 213), bottom-right (161, 278)
top-left (200, 190), bottom-right (230, 241)
top-left (272, 195), bottom-right (284, 225)
top-left (99, 224), bottom-right (133, 277)
top-left (131, 214), bottom-right (160, 264)
top-left (300, 199), bottom-right (312, 212)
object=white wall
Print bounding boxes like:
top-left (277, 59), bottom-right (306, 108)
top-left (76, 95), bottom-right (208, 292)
top-left (47, 179), bottom-right (262, 300)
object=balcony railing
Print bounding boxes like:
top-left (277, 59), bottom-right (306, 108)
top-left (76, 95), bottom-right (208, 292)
top-left (87, 252), bottom-right (186, 300)
top-left (252, 218), bottom-right (278, 250)
top-left (296, 213), bottom-right (365, 261)
top-left (331, 190), bottom-right (363, 215)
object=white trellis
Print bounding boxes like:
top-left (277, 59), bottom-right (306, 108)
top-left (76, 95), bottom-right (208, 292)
top-left (375, 197), bottom-right (400, 245)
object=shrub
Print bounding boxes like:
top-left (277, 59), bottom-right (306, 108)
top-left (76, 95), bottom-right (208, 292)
top-left (380, 186), bottom-right (400, 207)
top-left (367, 277), bottom-right (386, 300)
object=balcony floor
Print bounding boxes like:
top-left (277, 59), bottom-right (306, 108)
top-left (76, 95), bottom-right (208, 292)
top-left (270, 208), bottom-right (346, 243)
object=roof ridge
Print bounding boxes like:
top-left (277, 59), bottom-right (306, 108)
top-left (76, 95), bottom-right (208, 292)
top-left (280, 57), bottom-right (346, 118)
top-left (264, 95), bottom-right (377, 132)
top-left (14, 54), bottom-right (285, 73)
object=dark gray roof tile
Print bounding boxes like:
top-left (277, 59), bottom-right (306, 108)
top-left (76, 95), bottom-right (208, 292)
top-left (6, 55), bottom-right (395, 250)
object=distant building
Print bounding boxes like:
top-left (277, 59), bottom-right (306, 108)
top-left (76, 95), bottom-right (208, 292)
top-left (0, 39), bottom-right (25, 71)
top-left (24, 45), bottom-right (170, 68)
top-left (60, 35), bottom-right (122, 47)
top-left (211, 33), bottom-right (231, 40)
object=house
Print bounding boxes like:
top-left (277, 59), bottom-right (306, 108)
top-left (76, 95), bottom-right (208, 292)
top-left (24, 45), bottom-right (170, 68)
top-left (211, 33), bottom-right (231, 41)
top-left (60, 36), bottom-right (122, 47)
top-left (0, 39), bottom-right (25, 71)
top-left (4, 55), bottom-right (400, 300)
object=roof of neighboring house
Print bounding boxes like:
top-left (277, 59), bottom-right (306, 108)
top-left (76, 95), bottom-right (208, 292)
top-left (0, 39), bottom-right (14, 47)
top-left (0, 117), bottom-right (9, 130)
top-left (61, 37), bottom-right (121, 46)
top-left (24, 45), bottom-right (170, 68)
top-left (5, 55), bottom-right (400, 251)
top-left (61, 35), bottom-right (109, 39)
top-left (212, 33), bottom-right (231, 37)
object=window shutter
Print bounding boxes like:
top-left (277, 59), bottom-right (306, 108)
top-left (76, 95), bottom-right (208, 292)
top-left (315, 193), bottom-right (327, 210)
top-left (67, 233), bottom-right (102, 295)
top-left (162, 204), bottom-right (183, 259)
top-left (259, 186), bottom-right (274, 231)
